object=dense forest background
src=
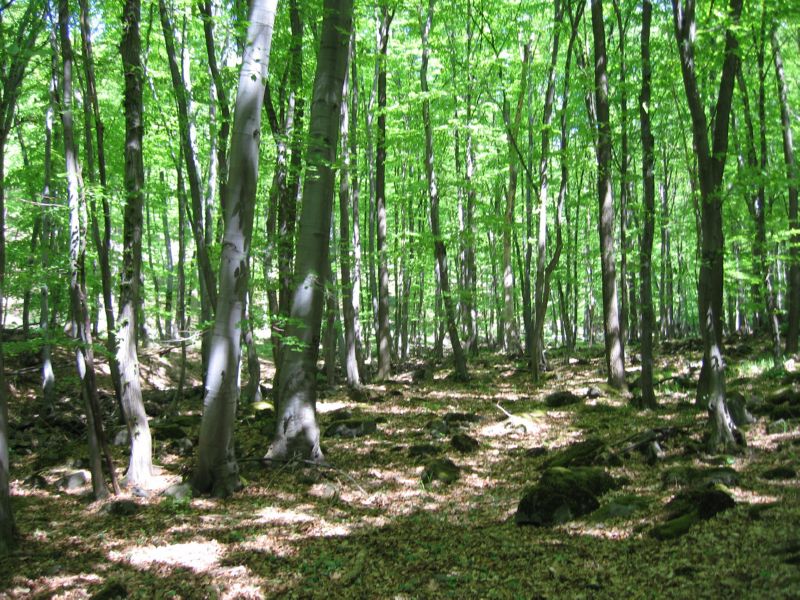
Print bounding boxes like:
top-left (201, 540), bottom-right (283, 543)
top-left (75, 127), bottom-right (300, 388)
top-left (0, 0), bottom-right (799, 596)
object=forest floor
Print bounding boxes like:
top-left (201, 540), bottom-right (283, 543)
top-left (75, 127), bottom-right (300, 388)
top-left (1, 335), bottom-right (799, 599)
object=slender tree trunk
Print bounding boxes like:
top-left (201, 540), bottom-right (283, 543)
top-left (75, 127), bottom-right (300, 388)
top-left (339, 32), bottom-right (363, 388)
top-left (591, 0), bottom-right (626, 389)
top-left (194, 0), bottom-right (277, 496)
top-left (118, 0), bottom-right (153, 488)
top-left (174, 154), bottom-right (188, 403)
top-left (267, 0), bottom-right (353, 462)
top-left (638, 0), bottom-right (656, 409)
top-left (672, 0), bottom-right (744, 451)
top-left (161, 174), bottom-right (175, 338)
top-left (375, 4), bottom-right (394, 381)
top-left (773, 30), bottom-right (800, 354)
top-left (59, 0), bottom-right (119, 499)
top-left (420, 0), bottom-right (468, 380)
top-left (501, 42), bottom-right (530, 356)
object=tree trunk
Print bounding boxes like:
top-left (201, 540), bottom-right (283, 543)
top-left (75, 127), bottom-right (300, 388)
top-left (194, 0), bottom-right (277, 496)
top-left (420, 0), bottom-right (468, 381)
top-left (118, 0), bottom-right (153, 488)
top-left (672, 0), bottom-right (744, 451)
top-left (773, 30), bottom-right (800, 354)
top-left (637, 0), bottom-right (656, 409)
top-left (375, 4), bottom-right (394, 381)
top-left (59, 0), bottom-right (119, 499)
top-left (339, 32), bottom-right (363, 389)
top-left (266, 0), bottom-right (353, 462)
top-left (591, 0), bottom-right (626, 389)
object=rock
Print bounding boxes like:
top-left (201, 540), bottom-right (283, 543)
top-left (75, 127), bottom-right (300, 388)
top-left (767, 419), bottom-right (790, 435)
top-left (666, 485), bottom-right (735, 520)
top-left (113, 429), bottom-right (130, 446)
top-left (543, 437), bottom-right (612, 468)
top-left (57, 470), bottom-right (90, 491)
top-left (591, 495), bottom-right (650, 522)
top-left (24, 474), bottom-right (48, 489)
top-left (515, 467), bottom-right (622, 526)
top-left (443, 412), bottom-right (481, 426)
top-left (651, 512), bottom-right (698, 540)
top-left (585, 387), bottom-right (603, 399)
top-left (170, 438), bottom-right (194, 455)
top-left (544, 391), bottom-right (582, 408)
top-left (151, 422), bottom-right (187, 441)
top-left (162, 482), bottom-right (192, 501)
top-left (91, 580), bottom-right (128, 600)
top-left (661, 466), bottom-right (739, 488)
top-left (324, 418), bottom-right (378, 438)
top-left (408, 444), bottom-right (441, 459)
top-left (727, 391), bottom-right (755, 426)
top-left (525, 446), bottom-right (548, 458)
top-left (421, 458), bottom-right (460, 485)
top-left (412, 367), bottom-right (430, 383)
top-left (102, 500), bottom-right (140, 516)
top-left (424, 419), bottom-right (450, 436)
top-left (451, 433), bottom-right (479, 453)
top-left (346, 386), bottom-right (374, 403)
top-left (327, 408), bottom-right (353, 422)
top-left (308, 483), bottom-right (339, 500)
top-left (762, 465), bottom-right (797, 480)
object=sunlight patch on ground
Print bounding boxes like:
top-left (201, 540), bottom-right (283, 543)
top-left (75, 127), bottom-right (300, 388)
top-left (317, 400), bottom-right (349, 414)
top-left (119, 540), bottom-right (223, 572)
top-left (255, 505), bottom-right (315, 524)
top-left (6, 573), bottom-right (102, 598)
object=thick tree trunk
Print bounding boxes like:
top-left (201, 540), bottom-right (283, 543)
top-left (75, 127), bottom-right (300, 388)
top-left (375, 4), bottom-right (394, 381)
top-left (672, 0), bottom-right (744, 451)
top-left (773, 31), bottom-right (800, 354)
top-left (591, 0), bottom-right (626, 389)
top-left (194, 0), bottom-right (277, 496)
top-left (267, 0), bottom-right (353, 462)
top-left (119, 0), bottom-right (153, 488)
top-left (59, 0), bottom-right (119, 499)
top-left (420, 0), bottom-right (468, 381)
top-left (638, 0), bottom-right (656, 409)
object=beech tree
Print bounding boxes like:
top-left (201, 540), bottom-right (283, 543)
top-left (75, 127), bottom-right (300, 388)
top-left (194, 0), bottom-right (278, 496)
top-left (266, 0), bottom-right (353, 462)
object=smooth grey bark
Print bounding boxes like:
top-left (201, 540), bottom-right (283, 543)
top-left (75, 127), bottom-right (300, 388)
top-left (420, 0), bottom-right (468, 381)
top-left (637, 0), bottom-right (656, 409)
top-left (375, 4), bottom-right (394, 381)
top-left (338, 32), bottom-right (364, 388)
top-left (659, 150), bottom-right (674, 339)
top-left (773, 30), bottom-right (800, 354)
top-left (119, 0), bottom-right (153, 488)
top-left (591, 0), bottom-right (626, 389)
top-left (194, 0), bottom-right (277, 497)
top-left (267, 0), bottom-right (353, 462)
top-left (672, 0), bottom-right (744, 451)
top-left (59, 0), bottom-right (119, 499)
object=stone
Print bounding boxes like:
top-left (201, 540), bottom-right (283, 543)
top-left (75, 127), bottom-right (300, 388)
top-left (515, 467), bottom-right (621, 526)
top-left (651, 513), bottom-right (698, 540)
top-left (451, 433), bottom-right (479, 453)
top-left (543, 437), bottom-right (610, 468)
top-left (762, 465), bottom-right (797, 480)
top-left (102, 500), bottom-right (140, 517)
top-left (408, 444), bottom-right (441, 459)
top-left (585, 387), bottom-right (603, 399)
top-left (661, 466), bottom-right (739, 488)
top-left (112, 429), bottom-right (129, 446)
top-left (591, 495), bottom-right (650, 522)
top-left (424, 419), bottom-right (450, 436)
top-left (727, 391), bottom-right (755, 426)
top-left (24, 474), bottom-right (48, 489)
top-left (443, 412), bottom-right (481, 426)
top-left (91, 580), bottom-right (128, 600)
top-left (171, 438), bottom-right (194, 455)
top-left (544, 391), bottom-right (582, 408)
top-left (421, 458), bottom-right (460, 485)
top-left (767, 419), bottom-right (790, 435)
top-left (162, 482), bottom-right (192, 501)
top-left (308, 483), bottom-right (339, 500)
top-left (324, 418), bottom-right (378, 438)
top-left (666, 485), bottom-right (735, 520)
top-left (57, 470), bottom-right (90, 491)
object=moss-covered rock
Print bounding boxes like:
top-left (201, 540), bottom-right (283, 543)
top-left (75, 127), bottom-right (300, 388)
top-left (543, 437), bottom-right (614, 468)
top-left (324, 419), bottom-right (378, 438)
top-left (421, 458), bottom-right (461, 485)
top-left (544, 390), bottom-right (582, 408)
top-left (451, 433), bottom-right (479, 453)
